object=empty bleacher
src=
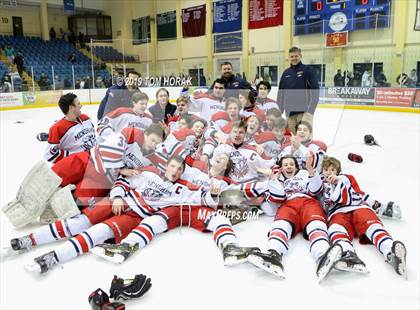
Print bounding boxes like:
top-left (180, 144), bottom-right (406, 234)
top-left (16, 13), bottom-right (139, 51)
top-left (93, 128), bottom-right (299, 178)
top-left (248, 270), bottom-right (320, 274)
top-left (91, 45), bottom-right (136, 62)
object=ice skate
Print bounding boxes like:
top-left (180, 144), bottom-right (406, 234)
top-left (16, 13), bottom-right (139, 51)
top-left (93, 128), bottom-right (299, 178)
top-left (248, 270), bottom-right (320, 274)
top-left (334, 250), bottom-right (369, 274)
top-left (25, 251), bottom-right (59, 274)
top-left (221, 243), bottom-right (260, 266)
top-left (386, 241), bottom-right (407, 279)
top-left (373, 201), bottom-right (402, 220)
top-left (2, 235), bottom-right (34, 259)
top-left (90, 243), bottom-right (139, 264)
top-left (316, 244), bottom-right (342, 283)
top-left (247, 249), bottom-right (285, 279)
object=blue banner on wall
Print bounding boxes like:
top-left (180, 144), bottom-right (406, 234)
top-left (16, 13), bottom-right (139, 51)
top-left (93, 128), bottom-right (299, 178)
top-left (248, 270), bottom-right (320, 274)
top-left (63, 0), bottom-right (75, 14)
top-left (214, 31), bottom-right (242, 53)
top-left (213, 0), bottom-right (242, 33)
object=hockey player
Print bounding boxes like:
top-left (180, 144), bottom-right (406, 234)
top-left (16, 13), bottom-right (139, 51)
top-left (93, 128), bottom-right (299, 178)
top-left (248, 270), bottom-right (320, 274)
top-left (208, 97), bottom-right (242, 131)
top-left (279, 121), bottom-right (326, 173)
top-left (320, 157), bottom-right (406, 278)
top-left (7, 157), bottom-right (223, 274)
top-left (97, 92), bottom-right (152, 143)
top-left (91, 157), bottom-right (259, 266)
top-left (209, 120), bottom-right (276, 183)
top-left (2, 124), bottom-right (165, 228)
top-left (238, 89), bottom-right (266, 123)
top-left (167, 96), bottom-right (198, 131)
top-left (180, 78), bottom-right (227, 121)
top-left (256, 81), bottom-right (279, 112)
top-left (255, 118), bottom-right (290, 158)
top-left (44, 93), bottom-right (96, 163)
top-left (247, 154), bottom-right (342, 282)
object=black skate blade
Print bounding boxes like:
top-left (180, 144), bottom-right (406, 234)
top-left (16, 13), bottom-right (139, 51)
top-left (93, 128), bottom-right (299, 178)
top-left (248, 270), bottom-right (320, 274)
top-left (317, 245), bottom-right (343, 284)
top-left (247, 254), bottom-right (285, 279)
top-left (334, 261), bottom-right (369, 274)
top-left (394, 242), bottom-right (407, 279)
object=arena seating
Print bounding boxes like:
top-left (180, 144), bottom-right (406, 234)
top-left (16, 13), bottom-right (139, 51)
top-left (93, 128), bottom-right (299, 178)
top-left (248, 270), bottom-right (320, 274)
top-left (0, 35), bottom-right (110, 85)
top-left (91, 45), bottom-right (136, 62)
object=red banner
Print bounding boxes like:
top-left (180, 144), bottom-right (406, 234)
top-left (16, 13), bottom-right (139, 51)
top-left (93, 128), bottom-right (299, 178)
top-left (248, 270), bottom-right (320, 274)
top-left (375, 88), bottom-right (416, 107)
top-left (182, 4), bottom-right (206, 38)
top-left (326, 32), bottom-right (348, 47)
top-left (248, 0), bottom-right (283, 29)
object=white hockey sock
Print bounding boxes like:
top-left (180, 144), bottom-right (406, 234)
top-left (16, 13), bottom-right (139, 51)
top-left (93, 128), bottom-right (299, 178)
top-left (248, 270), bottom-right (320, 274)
top-left (55, 223), bottom-right (113, 263)
top-left (206, 212), bottom-right (237, 248)
top-left (267, 220), bottom-right (292, 256)
top-left (328, 223), bottom-right (355, 253)
top-left (306, 220), bottom-right (330, 261)
top-left (365, 223), bottom-right (393, 259)
top-left (122, 215), bottom-right (167, 248)
top-left (31, 214), bottom-right (91, 246)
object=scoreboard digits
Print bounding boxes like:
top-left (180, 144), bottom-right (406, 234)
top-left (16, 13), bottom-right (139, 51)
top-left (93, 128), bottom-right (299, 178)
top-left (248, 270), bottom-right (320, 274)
top-left (294, 0), bottom-right (391, 36)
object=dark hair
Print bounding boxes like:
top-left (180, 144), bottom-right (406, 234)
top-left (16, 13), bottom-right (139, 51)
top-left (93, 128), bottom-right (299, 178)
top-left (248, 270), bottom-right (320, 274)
top-left (58, 93), bottom-right (77, 115)
top-left (167, 156), bottom-right (186, 172)
top-left (266, 108), bottom-right (282, 118)
top-left (232, 120), bottom-right (247, 132)
top-left (296, 121), bottom-right (313, 133)
top-left (257, 80), bottom-right (271, 91)
top-left (239, 89), bottom-right (256, 105)
top-left (131, 91), bottom-right (148, 103)
top-left (289, 46), bottom-right (301, 54)
top-left (212, 78), bottom-right (227, 88)
top-left (190, 118), bottom-right (207, 129)
top-left (220, 61), bottom-right (232, 68)
top-left (278, 155), bottom-right (299, 172)
top-left (127, 70), bottom-right (140, 77)
top-left (179, 114), bottom-right (193, 127)
top-left (144, 123), bottom-right (166, 140)
top-left (155, 88), bottom-right (170, 101)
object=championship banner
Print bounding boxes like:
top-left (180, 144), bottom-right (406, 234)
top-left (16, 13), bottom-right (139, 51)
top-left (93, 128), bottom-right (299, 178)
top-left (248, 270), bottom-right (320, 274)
top-left (248, 0), bottom-right (283, 29)
top-left (182, 5), bottom-right (206, 37)
top-left (157, 11), bottom-right (177, 41)
top-left (63, 0), bottom-right (75, 14)
top-left (375, 88), bottom-right (416, 108)
top-left (132, 16), bottom-right (151, 45)
top-left (326, 31), bottom-right (348, 47)
top-left (213, 0), bottom-right (242, 33)
top-left (214, 31), bottom-right (242, 53)
top-left (322, 87), bottom-right (375, 105)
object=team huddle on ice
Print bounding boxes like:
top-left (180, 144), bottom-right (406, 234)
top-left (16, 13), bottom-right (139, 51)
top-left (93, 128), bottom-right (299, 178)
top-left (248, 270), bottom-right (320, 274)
top-left (2, 79), bottom-right (407, 283)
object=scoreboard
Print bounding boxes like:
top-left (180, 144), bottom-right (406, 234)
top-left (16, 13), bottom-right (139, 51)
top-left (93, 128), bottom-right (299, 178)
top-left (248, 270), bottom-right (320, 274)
top-left (294, 0), bottom-right (392, 36)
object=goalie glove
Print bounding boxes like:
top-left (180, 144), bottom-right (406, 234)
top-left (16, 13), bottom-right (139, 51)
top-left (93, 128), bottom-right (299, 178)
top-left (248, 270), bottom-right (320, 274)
top-left (88, 288), bottom-right (109, 310)
top-left (109, 274), bottom-right (152, 301)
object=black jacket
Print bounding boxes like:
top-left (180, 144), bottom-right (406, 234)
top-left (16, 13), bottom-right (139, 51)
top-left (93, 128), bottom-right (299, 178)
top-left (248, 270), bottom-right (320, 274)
top-left (148, 103), bottom-right (177, 123)
top-left (97, 84), bottom-right (135, 120)
top-left (209, 75), bottom-right (257, 98)
top-left (277, 62), bottom-right (319, 116)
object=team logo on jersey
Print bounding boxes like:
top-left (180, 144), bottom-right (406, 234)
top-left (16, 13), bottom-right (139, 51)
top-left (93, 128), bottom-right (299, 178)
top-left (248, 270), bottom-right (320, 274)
top-left (142, 188), bottom-right (163, 201)
top-left (284, 179), bottom-right (304, 196)
top-left (231, 151), bottom-right (248, 178)
top-left (82, 134), bottom-right (96, 151)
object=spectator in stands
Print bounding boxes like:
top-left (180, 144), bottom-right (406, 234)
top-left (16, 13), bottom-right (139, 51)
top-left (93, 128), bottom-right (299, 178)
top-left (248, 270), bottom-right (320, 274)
top-left (210, 61), bottom-right (256, 98)
top-left (75, 78), bottom-right (81, 89)
top-left (50, 27), bottom-right (56, 40)
top-left (4, 45), bottom-right (15, 65)
top-left (334, 69), bottom-right (344, 87)
top-left (199, 72), bottom-right (206, 86)
top-left (9, 66), bottom-right (22, 92)
top-left (148, 87), bottom-right (177, 123)
top-left (84, 76), bottom-right (92, 89)
top-left (38, 73), bottom-right (51, 91)
top-left (13, 52), bottom-right (25, 76)
top-left (1, 73), bottom-right (12, 92)
top-left (64, 77), bottom-right (72, 89)
top-left (95, 76), bottom-right (106, 88)
top-left (277, 46), bottom-right (319, 134)
top-left (361, 70), bottom-right (371, 87)
top-left (69, 31), bottom-right (76, 46)
top-left (343, 70), bottom-right (353, 87)
top-left (78, 32), bottom-right (86, 49)
top-left (68, 53), bottom-right (77, 65)
top-left (408, 69), bottom-right (418, 88)
top-left (375, 71), bottom-right (390, 87)
top-left (97, 70), bottom-right (141, 120)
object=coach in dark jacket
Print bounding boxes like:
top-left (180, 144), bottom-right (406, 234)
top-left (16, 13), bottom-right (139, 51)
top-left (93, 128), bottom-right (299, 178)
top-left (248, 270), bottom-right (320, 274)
top-left (277, 46), bottom-right (319, 134)
top-left (97, 71), bottom-right (140, 120)
top-left (210, 61), bottom-right (257, 98)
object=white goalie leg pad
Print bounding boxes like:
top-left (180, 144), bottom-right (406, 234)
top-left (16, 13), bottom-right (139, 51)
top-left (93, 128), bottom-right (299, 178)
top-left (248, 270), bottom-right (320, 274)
top-left (39, 205), bottom-right (58, 225)
top-left (48, 184), bottom-right (80, 220)
top-left (2, 161), bottom-right (62, 228)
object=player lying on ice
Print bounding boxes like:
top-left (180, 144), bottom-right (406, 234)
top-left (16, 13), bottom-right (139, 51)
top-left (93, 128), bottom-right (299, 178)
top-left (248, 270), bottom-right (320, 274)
top-left (320, 156), bottom-right (407, 278)
top-left (6, 157), bottom-right (258, 274)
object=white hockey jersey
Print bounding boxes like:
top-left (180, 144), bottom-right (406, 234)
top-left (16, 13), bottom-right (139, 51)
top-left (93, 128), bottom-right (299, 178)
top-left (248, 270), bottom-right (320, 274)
top-left (256, 97), bottom-right (279, 112)
top-left (320, 174), bottom-right (375, 219)
top-left (44, 114), bottom-right (96, 163)
top-left (182, 91), bottom-right (225, 121)
top-left (110, 166), bottom-right (219, 218)
top-left (267, 170), bottom-right (323, 204)
top-left (279, 140), bottom-right (327, 173)
top-left (97, 107), bottom-right (152, 143)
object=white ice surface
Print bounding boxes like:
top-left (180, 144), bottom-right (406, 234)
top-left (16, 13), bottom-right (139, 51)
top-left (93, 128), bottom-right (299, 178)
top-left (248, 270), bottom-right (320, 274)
top-left (1, 105), bottom-right (419, 310)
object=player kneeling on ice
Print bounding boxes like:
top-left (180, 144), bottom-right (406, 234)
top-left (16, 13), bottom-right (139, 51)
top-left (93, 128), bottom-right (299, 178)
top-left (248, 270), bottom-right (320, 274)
top-left (91, 157), bottom-right (259, 267)
top-left (321, 157), bottom-right (407, 278)
top-left (247, 154), bottom-right (342, 282)
top-left (5, 157), bottom-right (221, 274)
